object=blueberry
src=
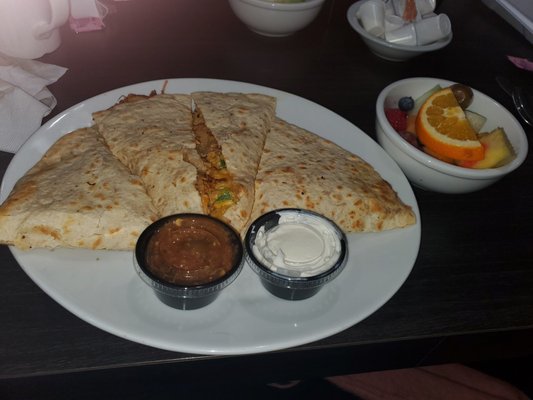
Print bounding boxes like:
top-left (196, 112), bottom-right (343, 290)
top-left (398, 96), bottom-right (415, 112)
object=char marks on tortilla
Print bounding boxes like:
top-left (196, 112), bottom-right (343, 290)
top-left (0, 128), bottom-right (159, 250)
top-left (93, 93), bottom-right (204, 216)
top-left (0, 91), bottom-right (415, 251)
top-left (251, 118), bottom-right (416, 232)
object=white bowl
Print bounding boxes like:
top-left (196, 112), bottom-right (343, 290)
top-left (346, 1), bottom-right (452, 62)
top-left (228, 0), bottom-right (326, 37)
top-left (376, 77), bottom-right (528, 193)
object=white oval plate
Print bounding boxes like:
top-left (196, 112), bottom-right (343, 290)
top-left (0, 78), bottom-right (421, 355)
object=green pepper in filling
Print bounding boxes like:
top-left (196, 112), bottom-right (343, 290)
top-left (215, 188), bottom-right (232, 203)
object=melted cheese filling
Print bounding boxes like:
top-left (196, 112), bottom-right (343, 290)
top-left (192, 109), bottom-right (241, 219)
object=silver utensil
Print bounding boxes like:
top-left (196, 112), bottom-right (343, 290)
top-left (496, 76), bottom-right (533, 127)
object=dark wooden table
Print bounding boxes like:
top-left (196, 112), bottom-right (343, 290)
top-left (1, 0), bottom-right (533, 397)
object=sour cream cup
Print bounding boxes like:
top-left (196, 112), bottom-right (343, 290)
top-left (134, 214), bottom-right (244, 310)
top-left (244, 208), bottom-right (348, 301)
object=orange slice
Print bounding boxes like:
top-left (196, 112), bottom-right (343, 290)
top-left (415, 88), bottom-right (484, 161)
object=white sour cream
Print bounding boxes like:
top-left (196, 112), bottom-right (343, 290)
top-left (252, 212), bottom-right (342, 277)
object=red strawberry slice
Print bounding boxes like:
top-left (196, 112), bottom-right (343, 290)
top-left (385, 108), bottom-right (408, 132)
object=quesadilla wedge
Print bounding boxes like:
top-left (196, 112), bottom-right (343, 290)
top-left (93, 93), bottom-right (204, 217)
top-left (0, 127), bottom-right (159, 250)
top-left (251, 118), bottom-right (416, 232)
top-left (191, 92), bottom-right (276, 232)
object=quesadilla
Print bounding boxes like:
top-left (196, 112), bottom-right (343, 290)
top-left (93, 93), bottom-right (204, 217)
top-left (191, 92), bottom-right (276, 232)
top-left (0, 127), bottom-right (159, 250)
top-left (251, 118), bottom-right (416, 232)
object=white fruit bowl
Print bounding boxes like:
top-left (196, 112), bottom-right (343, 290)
top-left (228, 0), bottom-right (326, 37)
top-left (376, 77), bottom-right (528, 193)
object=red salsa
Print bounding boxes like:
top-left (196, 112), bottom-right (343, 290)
top-left (146, 216), bottom-right (240, 286)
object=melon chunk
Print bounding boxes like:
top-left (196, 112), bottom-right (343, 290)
top-left (409, 85), bottom-right (442, 117)
top-left (465, 110), bottom-right (487, 133)
top-left (459, 128), bottom-right (515, 169)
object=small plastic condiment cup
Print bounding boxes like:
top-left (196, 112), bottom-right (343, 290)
top-left (244, 208), bottom-right (348, 301)
top-left (385, 14), bottom-right (405, 33)
top-left (357, 0), bottom-right (386, 37)
top-left (385, 22), bottom-right (417, 46)
top-left (415, 0), bottom-right (437, 17)
top-left (134, 214), bottom-right (244, 310)
top-left (413, 14), bottom-right (451, 45)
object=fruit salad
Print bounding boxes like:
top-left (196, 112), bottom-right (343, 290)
top-left (384, 84), bottom-right (516, 169)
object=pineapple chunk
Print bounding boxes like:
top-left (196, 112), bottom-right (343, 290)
top-left (459, 127), bottom-right (515, 169)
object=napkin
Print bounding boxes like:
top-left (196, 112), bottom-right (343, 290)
top-left (0, 54), bottom-right (67, 153)
top-left (508, 55), bottom-right (533, 72)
